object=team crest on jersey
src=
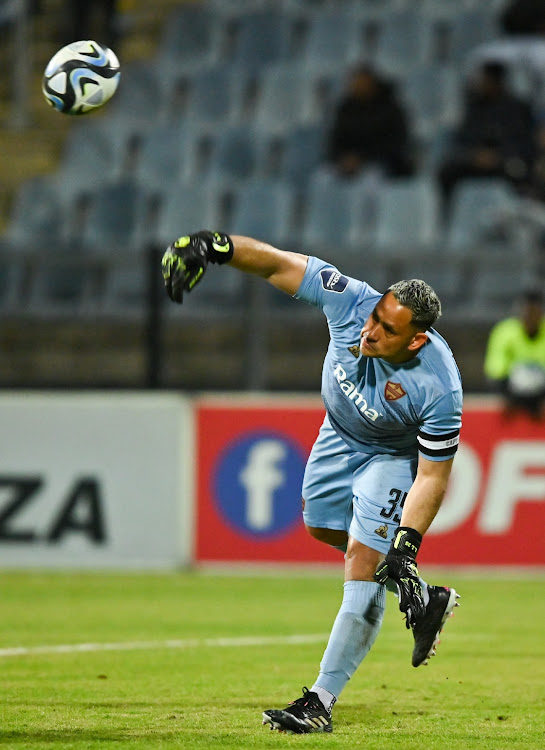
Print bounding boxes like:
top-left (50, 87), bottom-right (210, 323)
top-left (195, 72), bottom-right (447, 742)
top-left (374, 524), bottom-right (388, 539)
top-left (320, 269), bottom-right (349, 293)
top-left (385, 381), bottom-right (407, 401)
top-left (347, 344), bottom-right (360, 358)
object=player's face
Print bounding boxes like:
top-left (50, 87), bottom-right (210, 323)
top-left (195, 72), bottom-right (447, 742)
top-left (360, 292), bottom-right (428, 364)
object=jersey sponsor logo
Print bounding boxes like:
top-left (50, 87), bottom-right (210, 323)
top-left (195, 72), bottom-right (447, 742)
top-left (385, 380), bottom-right (407, 401)
top-left (333, 364), bottom-right (382, 421)
top-left (347, 344), bottom-right (360, 358)
top-left (320, 269), bottom-right (349, 293)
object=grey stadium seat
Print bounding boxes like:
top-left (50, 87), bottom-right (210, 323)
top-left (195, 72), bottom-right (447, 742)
top-left (301, 172), bottom-right (363, 251)
top-left (80, 180), bottom-right (153, 254)
top-left (184, 65), bottom-right (249, 127)
top-left (6, 175), bottom-right (65, 246)
top-left (281, 123), bottom-right (325, 189)
top-left (156, 4), bottom-right (219, 73)
top-left (228, 178), bottom-right (295, 247)
top-left (230, 10), bottom-right (293, 71)
top-left (374, 9), bottom-right (435, 77)
top-left (374, 178), bottom-right (441, 253)
top-left (401, 65), bottom-right (461, 144)
top-left (205, 124), bottom-right (260, 184)
top-left (300, 10), bottom-right (363, 72)
top-left (445, 179), bottom-right (518, 254)
top-left (252, 64), bottom-right (323, 135)
top-left (154, 181), bottom-right (226, 249)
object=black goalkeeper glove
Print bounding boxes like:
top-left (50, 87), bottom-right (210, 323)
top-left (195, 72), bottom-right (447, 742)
top-left (161, 230), bottom-right (234, 304)
top-left (374, 526), bottom-right (426, 625)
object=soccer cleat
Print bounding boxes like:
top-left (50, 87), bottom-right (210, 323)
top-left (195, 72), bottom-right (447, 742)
top-left (262, 687), bottom-right (333, 734)
top-left (410, 586), bottom-right (460, 668)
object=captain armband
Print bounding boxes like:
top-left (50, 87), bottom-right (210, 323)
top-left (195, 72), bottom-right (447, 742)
top-left (417, 429), bottom-right (460, 458)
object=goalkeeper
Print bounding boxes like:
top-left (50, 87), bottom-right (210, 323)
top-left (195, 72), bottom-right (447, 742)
top-left (162, 232), bottom-right (462, 734)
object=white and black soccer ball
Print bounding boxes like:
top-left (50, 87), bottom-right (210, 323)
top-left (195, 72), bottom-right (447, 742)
top-left (42, 40), bottom-right (120, 115)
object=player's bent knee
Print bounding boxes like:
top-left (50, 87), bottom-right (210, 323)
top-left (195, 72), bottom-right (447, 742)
top-left (305, 525), bottom-right (348, 546)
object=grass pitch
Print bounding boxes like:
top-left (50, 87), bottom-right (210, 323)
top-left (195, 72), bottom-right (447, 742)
top-left (1, 570), bottom-right (544, 749)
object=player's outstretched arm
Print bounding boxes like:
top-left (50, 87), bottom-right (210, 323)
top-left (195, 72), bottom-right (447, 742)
top-left (229, 235), bottom-right (308, 295)
top-left (162, 231), bottom-right (308, 303)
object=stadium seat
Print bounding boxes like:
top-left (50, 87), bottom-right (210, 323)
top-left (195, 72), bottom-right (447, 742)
top-left (107, 61), bottom-right (168, 128)
top-left (5, 175), bottom-right (65, 246)
top-left (280, 123), bottom-right (326, 189)
top-left (397, 253), bottom-right (468, 311)
top-left (252, 64), bottom-right (323, 135)
top-left (446, 10), bottom-right (499, 64)
top-left (154, 181), bottom-right (226, 249)
top-left (230, 10), bottom-right (293, 71)
top-left (80, 180), bottom-right (153, 254)
top-left (100, 252), bottom-right (149, 319)
top-left (299, 10), bottom-right (363, 72)
top-left (420, 126), bottom-right (455, 175)
top-left (228, 178), bottom-right (295, 247)
top-left (54, 122), bottom-right (118, 203)
top-left (445, 179), bottom-right (519, 254)
top-left (23, 248), bottom-right (101, 318)
top-left (374, 177), bottom-right (441, 253)
top-left (300, 172), bottom-right (364, 251)
top-left (374, 9), bottom-right (435, 77)
top-left (469, 262), bottom-right (533, 319)
top-left (156, 4), bottom-right (220, 73)
top-left (401, 65), bottom-right (461, 144)
top-left (133, 124), bottom-right (194, 193)
top-left (183, 65), bottom-right (249, 127)
top-left (205, 124), bottom-right (261, 184)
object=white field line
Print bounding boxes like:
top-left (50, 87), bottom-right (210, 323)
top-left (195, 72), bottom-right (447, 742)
top-left (0, 633), bottom-right (329, 658)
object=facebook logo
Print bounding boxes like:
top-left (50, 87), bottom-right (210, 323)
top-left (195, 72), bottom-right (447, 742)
top-left (213, 431), bottom-right (306, 538)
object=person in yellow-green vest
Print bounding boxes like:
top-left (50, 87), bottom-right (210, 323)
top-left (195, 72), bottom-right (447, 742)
top-left (484, 288), bottom-right (545, 419)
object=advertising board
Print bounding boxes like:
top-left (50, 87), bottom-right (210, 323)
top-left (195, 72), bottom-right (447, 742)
top-left (196, 397), bottom-right (545, 566)
top-left (0, 393), bottom-right (192, 568)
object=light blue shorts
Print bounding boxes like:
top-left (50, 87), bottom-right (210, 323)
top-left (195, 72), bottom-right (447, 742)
top-left (302, 416), bottom-right (418, 554)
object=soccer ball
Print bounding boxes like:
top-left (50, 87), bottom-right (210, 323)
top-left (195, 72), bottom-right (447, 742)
top-left (42, 40), bottom-right (120, 115)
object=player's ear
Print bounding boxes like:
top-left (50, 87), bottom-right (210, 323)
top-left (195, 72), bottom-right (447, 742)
top-left (408, 332), bottom-right (428, 352)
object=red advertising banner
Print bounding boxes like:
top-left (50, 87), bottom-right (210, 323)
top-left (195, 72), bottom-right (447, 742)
top-left (195, 397), bottom-right (545, 566)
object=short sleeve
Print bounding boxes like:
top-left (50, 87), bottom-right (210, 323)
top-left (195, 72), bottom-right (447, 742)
top-left (417, 390), bottom-right (463, 461)
top-left (295, 256), bottom-right (377, 321)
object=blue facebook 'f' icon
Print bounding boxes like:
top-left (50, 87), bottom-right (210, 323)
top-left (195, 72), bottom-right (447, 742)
top-left (213, 431), bottom-right (306, 538)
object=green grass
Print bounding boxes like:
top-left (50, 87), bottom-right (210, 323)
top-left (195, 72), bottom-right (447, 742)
top-left (1, 570), bottom-right (545, 749)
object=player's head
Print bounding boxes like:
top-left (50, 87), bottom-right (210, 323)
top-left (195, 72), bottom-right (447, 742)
top-left (360, 279), bottom-right (441, 364)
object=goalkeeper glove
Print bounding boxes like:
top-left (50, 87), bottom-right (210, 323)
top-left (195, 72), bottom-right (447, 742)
top-left (374, 526), bottom-right (426, 624)
top-left (162, 230), bottom-right (234, 304)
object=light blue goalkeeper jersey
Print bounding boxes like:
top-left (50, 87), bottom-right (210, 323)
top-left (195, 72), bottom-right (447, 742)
top-left (295, 256), bottom-right (463, 461)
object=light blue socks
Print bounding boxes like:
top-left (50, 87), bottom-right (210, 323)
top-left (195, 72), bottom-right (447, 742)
top-left (311, 580), bottom-right (386, 703)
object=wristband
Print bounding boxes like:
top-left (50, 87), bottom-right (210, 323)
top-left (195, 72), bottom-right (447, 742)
top-left (391, 526), bottom-right (422, 559)
top-left (200, 231), bottom-right (234, 265)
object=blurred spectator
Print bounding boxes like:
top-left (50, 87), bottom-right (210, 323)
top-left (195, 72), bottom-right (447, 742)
top-left (500, 0), bottom-right (545, 35)
top-left (438, 61), bottom-right (536, 205)
top-left (325, 64), bottom-right (414, 179)
top-left (467, 1), bottom-right (545, 104)
top-left (484, 287), bottom-right (545, 419)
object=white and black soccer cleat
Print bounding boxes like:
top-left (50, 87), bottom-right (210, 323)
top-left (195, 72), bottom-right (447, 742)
top-left (411, 585), bottom-right (460, 667)
top-left (262, 687), bottom-right (333, 734)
